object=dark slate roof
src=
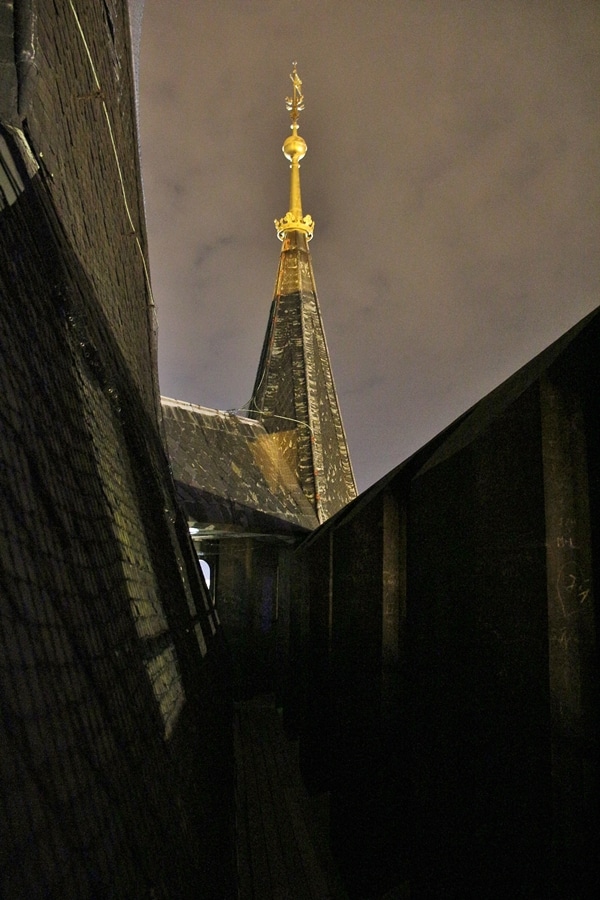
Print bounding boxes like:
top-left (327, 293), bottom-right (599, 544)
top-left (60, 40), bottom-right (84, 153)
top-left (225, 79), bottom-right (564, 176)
top-left (248, 229), bottom-right (357, 523)
top-left (161, 397), bottom-right (319, 535)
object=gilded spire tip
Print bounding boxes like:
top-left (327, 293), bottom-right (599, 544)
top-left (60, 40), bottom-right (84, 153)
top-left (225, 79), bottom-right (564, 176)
top-left (275, 63), bottom-right (314, 242)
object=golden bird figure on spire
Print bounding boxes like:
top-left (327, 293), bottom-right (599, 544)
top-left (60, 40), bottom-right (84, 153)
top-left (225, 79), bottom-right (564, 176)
top-left (286, 63), bottom-right (304, 124)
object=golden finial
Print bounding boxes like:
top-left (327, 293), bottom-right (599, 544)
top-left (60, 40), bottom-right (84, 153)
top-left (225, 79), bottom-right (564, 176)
top-left (286, 63), bottom-right (304, 125)
top-left (275, 63), bottom-right (314, 241)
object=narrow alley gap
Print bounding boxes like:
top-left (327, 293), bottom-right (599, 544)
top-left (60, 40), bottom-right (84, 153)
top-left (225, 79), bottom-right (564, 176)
top-left (233, 694), bottom-right (349, 900)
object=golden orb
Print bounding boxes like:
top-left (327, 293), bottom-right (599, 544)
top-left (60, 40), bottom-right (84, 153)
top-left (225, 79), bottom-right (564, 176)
top-left (283, 132), bottom-right (307, 162)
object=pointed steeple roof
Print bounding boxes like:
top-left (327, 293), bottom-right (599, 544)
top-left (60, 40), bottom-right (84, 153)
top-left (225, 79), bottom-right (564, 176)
top-left (249, 66), bottom-right (357, 523)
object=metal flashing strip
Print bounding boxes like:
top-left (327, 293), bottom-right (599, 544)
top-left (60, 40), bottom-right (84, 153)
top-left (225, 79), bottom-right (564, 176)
top-left (0, 134), bottom-right (25, 209)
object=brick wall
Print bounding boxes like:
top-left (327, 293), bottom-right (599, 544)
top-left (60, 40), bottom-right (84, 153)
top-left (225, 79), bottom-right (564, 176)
top-left (1, 2), bottom-right (234, 897)
top-left (23, 0), bottom-right (157, 414)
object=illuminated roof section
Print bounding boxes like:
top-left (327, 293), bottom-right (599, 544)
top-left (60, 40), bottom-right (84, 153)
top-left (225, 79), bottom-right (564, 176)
top-left (161, 398), bottom-right (318, 535)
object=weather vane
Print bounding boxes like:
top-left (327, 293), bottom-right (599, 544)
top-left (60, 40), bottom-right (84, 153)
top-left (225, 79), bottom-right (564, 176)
top-left (285, 62), bottom-right (304, 126)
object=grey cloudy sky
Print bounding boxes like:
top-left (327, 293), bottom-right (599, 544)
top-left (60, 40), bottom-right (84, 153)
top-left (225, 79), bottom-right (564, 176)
top-left (139, 0), bottom-right (599, 492)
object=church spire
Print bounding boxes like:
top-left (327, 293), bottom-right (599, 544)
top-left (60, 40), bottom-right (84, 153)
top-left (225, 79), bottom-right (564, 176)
top-left (249, 65), bottom-right (357, 523)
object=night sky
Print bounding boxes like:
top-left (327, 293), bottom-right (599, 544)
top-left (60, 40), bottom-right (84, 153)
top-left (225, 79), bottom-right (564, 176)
top-left (139, 0), bottom-right (599, 492)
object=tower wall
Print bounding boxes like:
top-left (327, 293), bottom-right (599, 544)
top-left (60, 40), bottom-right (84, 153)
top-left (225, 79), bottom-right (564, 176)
top-left (0, 3), bottom-right (234, 897)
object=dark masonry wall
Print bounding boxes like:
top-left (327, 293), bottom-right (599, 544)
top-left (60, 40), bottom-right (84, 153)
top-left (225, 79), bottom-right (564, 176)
top-left (1, 2), bottom-right (234, 898)
top-left (295, 307), bottom-right (599, 899)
